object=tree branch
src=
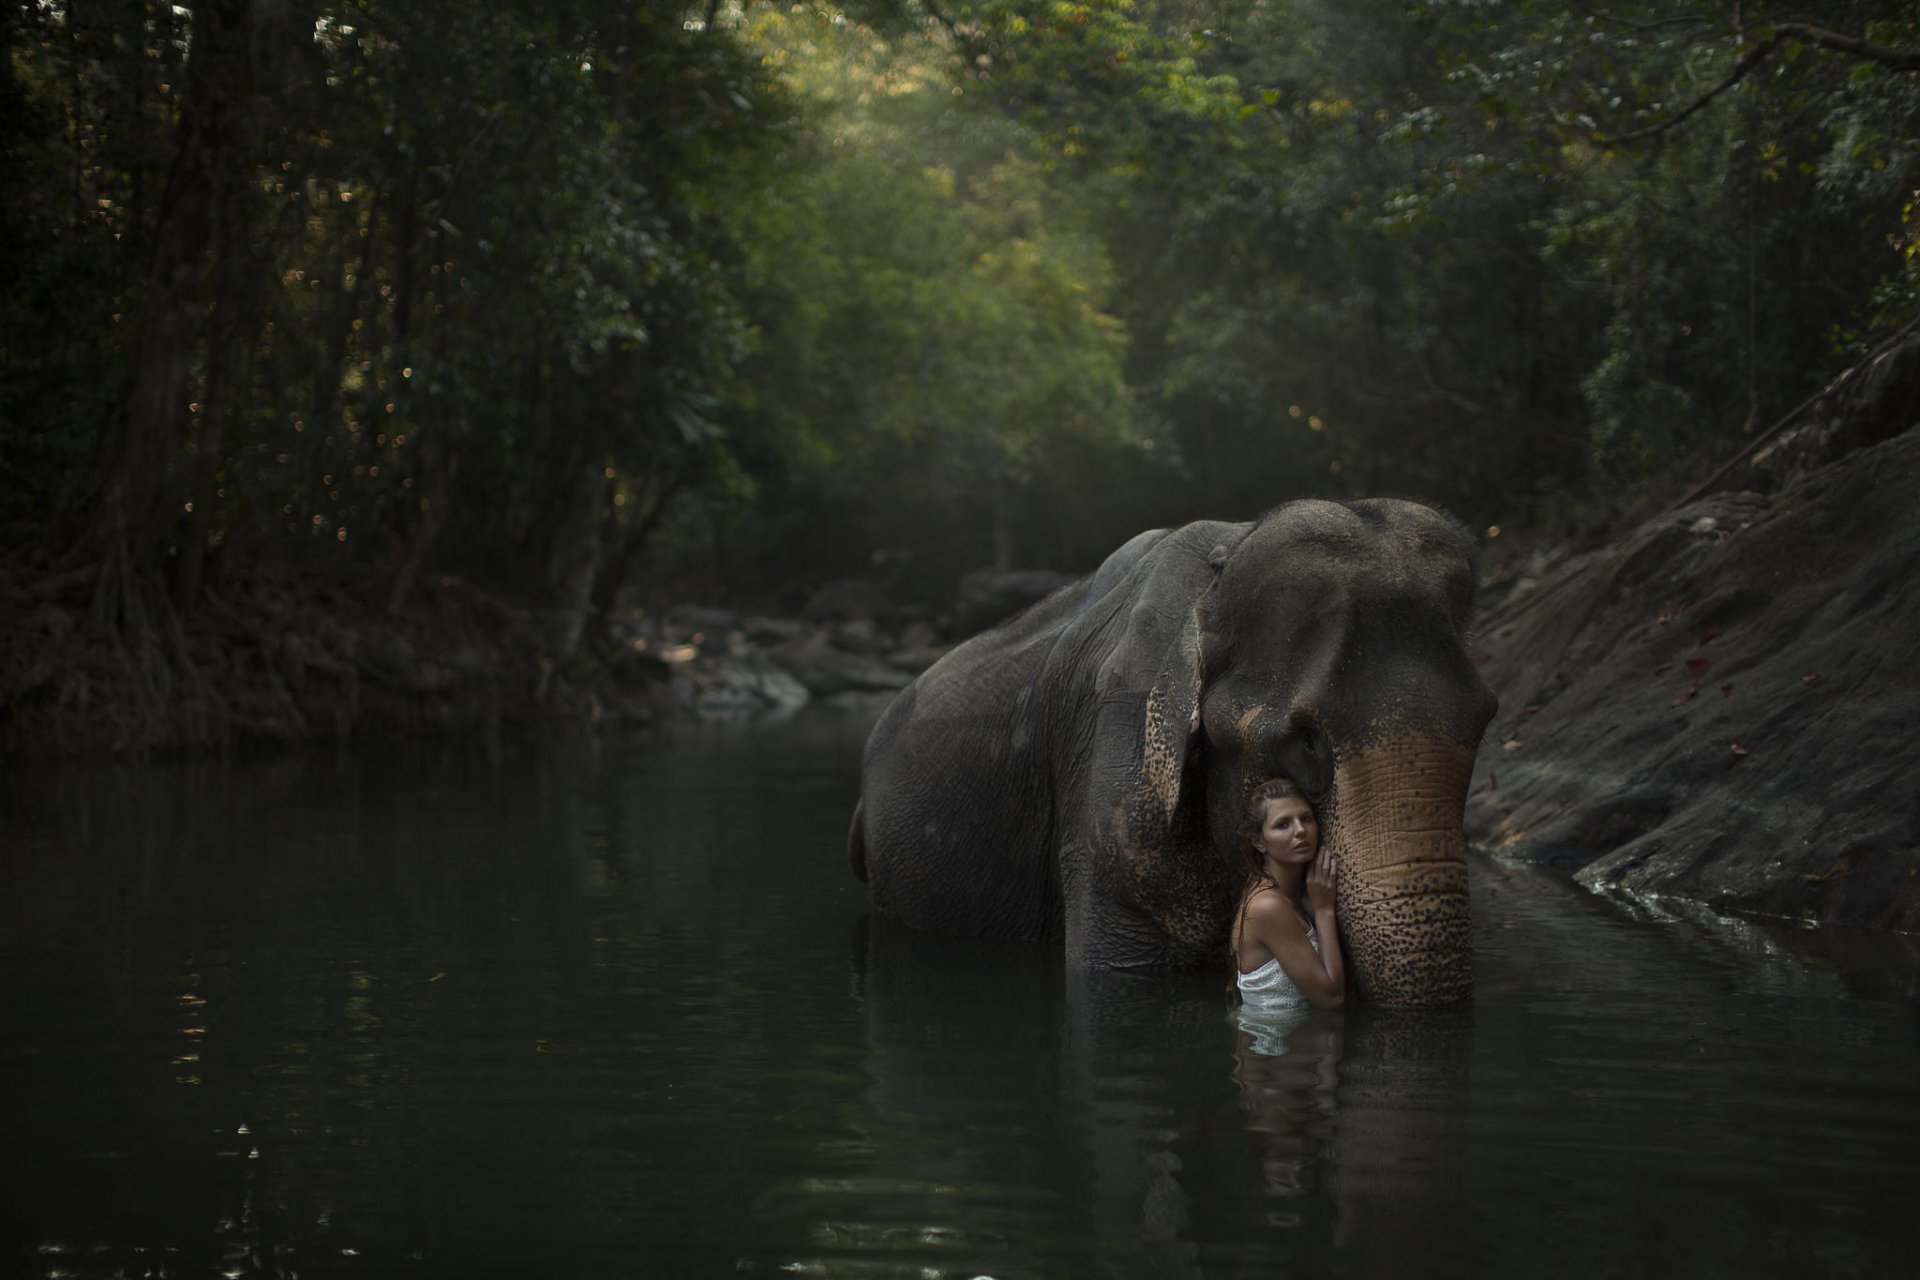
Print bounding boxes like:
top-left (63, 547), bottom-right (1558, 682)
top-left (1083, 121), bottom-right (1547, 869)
top-left (1605, 23), bottom-right (1920, 146)
top-left (1570, 5), bottom-right (1716, 36)
top-left (1772, 22), bottom-right (1920, 73)
top-left (1606, 34), bottom-right (1779, 143)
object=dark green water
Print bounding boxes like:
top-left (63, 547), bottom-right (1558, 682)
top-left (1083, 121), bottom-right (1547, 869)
top-left (5, 717), bottom-right (1918, 1279)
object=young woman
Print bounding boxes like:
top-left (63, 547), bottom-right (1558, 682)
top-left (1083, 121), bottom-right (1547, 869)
top-left (1232, 778), bottom-right (1346, 1011)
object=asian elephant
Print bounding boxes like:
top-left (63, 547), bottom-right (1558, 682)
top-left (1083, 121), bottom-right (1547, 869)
top-left (848, 498), bottom-right (1497, 1006)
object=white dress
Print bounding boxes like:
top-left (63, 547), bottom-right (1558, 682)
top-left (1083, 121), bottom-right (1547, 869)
top-left (1234, 921), bottom-right (1319, 1056)
top-left (1234, 917), bottom-right (1318, 1012)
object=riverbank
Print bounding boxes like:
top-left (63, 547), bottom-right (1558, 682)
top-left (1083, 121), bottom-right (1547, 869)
top-left (1467, 332), bottom-right (1920, 932)
top-left (0, 561), bottom-right (1067, 759)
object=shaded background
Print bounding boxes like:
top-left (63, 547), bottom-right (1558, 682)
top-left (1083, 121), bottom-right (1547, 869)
top-left (6, 1), bottom-right (1917, 629)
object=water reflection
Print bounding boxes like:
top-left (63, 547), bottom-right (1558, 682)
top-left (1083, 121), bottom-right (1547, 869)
top-left (6, 731), bottom-right (1920, 1278)
top-left (1230, 1010), bottom-right (1339, 1202)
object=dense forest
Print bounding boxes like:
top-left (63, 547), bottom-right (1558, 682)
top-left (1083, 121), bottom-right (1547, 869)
top-left (4, 1), bottom-right (1918, 748)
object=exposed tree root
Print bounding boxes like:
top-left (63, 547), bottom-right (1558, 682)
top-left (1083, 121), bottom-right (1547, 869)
top-left (0, 561), bottom-right (663, 760)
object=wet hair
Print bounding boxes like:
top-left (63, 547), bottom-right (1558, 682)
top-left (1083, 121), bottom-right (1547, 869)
top-left (1229, 777), bottom-right (1316, 995)
top-left (1241, 777), bottom-right (1309, 877)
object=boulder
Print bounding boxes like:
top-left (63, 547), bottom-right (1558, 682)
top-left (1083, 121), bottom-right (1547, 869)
top-left (952, 568), bottom-right (1076, 636)
top-left (885, 644), bottom-right (953, 675)
top-left (769, 636), bottom-right (913, 698)
top-left (1468, 424), bottom-right (1920, 931)
top-left (673, 652), bottom-right (810, 719)
top-left (663, 604), bottom-right (742, 639)
top-left (801, 578), bottom-right (888, 623)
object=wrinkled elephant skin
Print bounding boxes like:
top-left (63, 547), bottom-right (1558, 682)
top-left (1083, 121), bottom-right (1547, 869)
top-left (849, 499), bottom-right (1497, 1006)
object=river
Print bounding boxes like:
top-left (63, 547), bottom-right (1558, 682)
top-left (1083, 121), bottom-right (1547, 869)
top-left (5, 716), bottom-right (1917, 1277)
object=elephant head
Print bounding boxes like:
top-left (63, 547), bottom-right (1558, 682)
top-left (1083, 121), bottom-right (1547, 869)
top-left (1135, 499), bottom-right (1496, 1005)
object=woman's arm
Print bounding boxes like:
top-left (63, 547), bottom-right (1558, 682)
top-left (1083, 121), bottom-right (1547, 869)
top-left (1247, 859), bottom-right (1345, 1009)
top-left (1301, 846), bottom-right (1345, 1007)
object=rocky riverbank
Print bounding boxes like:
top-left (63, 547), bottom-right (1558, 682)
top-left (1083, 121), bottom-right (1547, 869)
top-left (1466, 332), bottom-right (1920, 933)
top-left (0, 562), bottom-right (1069, 759)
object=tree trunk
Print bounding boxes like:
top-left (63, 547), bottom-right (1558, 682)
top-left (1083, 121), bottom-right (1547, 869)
top-left (588, 468), bottom-right (684, 622)
top-left (386, 428), bottom-right (452, 616)
top-left (90, 0), bottom-right (253, 631)
top-left (171, 322), bottom-right (229, 609)
top-left (542, 460), bottom-right (609, 666)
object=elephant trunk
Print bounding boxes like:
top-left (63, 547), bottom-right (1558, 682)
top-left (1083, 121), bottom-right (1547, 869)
top-left (1326, 738), bottom-right (1476, 1007)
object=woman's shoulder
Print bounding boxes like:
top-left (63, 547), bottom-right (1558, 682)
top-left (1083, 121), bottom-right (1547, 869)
top-left (1243, 888), bottom-right (1309, 933)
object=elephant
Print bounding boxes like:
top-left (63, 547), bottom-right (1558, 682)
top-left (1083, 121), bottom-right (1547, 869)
top-left (847, 498), bottom-right (1497, 1005)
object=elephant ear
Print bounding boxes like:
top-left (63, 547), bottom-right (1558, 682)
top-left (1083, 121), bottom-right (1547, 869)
top-left (1142, 605), bottom-right (1206, 827)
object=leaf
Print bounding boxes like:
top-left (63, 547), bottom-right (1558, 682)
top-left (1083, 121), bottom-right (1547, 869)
top-left (1672, 682), bottom-right (1696, 705)
top-left (1653, 662), bottom-right (1673, 675)
top-left (1719, 683), bottom-right (1733, 697)
top-left (1503, 739), bottom-right (1523, 751)
top-left (1730, 742), bottom-right (1751, 756)
top-left (1697, 627), bottom-right (1721, 644)
top-left (1684, 657), bottom-right (1710, 676)
top-left (1518, 704), bottom-right (1540, 716)
top-left (1802, 668), bottom-right (1821, 684)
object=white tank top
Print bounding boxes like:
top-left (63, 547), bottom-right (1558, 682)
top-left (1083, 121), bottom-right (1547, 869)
top-left (1235, 919), bottom-right (1318, 1012)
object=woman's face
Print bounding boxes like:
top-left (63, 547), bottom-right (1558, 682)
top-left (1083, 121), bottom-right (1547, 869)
top-left (1255, 794), bottom-right (1320, 865)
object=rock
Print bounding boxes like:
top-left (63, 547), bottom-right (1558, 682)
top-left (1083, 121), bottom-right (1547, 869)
top-left (604, 641), bottom-right (673, 691)
top-left (829, 617), bottom-right (888, 656)
top-left (742, 615), bottom-right (809, 646)
top-left (769, 636), bottom-right (913, 698)
top-left (1751, 330), bottom-right (1920, 488)
top-left (673, 652), bottom-right (810, 719)
top-left (663, 604), bottom-right (741, 638)
top-left (814, 689), bottom-right (901, 719)
top-left (885, 644), bottom-right (953, 675)
top-left (1467, 424), bottom-right (1920, 932)
top-left (896, 619), bottom-right (940, 651)
top-left (802, 579), bottom-right (888, 623)
top-left (952, 568), bottom-right (1076, 636)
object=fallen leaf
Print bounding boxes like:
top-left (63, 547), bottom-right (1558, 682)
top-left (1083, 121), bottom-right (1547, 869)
top-left (1672, 683), bottom-right (1697, 705)
top-left (1719, 683), bottom-right (1733, 697)
top-left (1805, 858), bottom-right (1849, 884)
top-left (1518, 705), bottom-right (1541, 716)
top-left (1487, 771), bottom-right (1498, 790)
top-left (1730, 742), bottom-right (1750, 756)
top-left (427, 970), bottom-right (447, 983)
top-left (1802, 668), bottom-right (1821, 684)
top-left (1697, 627), bottom-right (1722, 645)
top-left (1653, 662), bottom-right (1674, 675)
top-left (1684, 657), bottom-right (1711, 676)
top-left (1503, 739), bottom-right (1523, 751)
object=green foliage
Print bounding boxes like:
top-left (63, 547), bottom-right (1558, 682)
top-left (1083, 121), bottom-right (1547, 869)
top-left (5, 0), bottom-right (1918, 632)
top-left (693, 4), bottom-right (1140, 588)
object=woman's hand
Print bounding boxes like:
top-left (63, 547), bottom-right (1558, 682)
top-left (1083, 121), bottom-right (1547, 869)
top-left (1306, 846), bottom-right (1337, 917)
